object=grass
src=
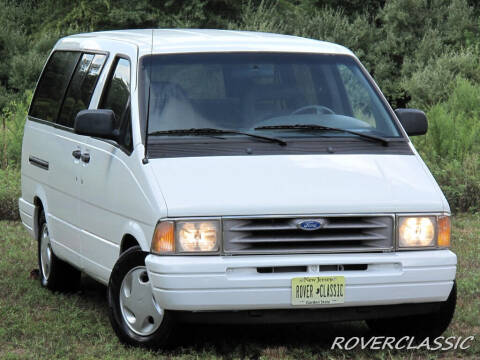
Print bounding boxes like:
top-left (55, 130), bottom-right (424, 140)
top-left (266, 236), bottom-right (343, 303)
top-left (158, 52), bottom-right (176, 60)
top-left (0, 168), bottom-right (20, 221)
top-left (0, 215), bottom-right (479, 359)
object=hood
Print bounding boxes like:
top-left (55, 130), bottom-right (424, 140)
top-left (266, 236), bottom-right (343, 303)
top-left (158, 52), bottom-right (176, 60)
top-left (149, 154), bottom-right (445, 217)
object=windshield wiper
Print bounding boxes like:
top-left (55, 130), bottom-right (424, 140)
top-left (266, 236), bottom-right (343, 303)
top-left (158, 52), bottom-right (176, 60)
top-left (255, 124), bottom-right (395, 146)
top-left (148, 128), bottom-right (287, 146)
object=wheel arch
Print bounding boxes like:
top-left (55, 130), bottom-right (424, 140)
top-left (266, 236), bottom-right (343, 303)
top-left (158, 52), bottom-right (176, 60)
top-left (33, 193), bottom-right (47, 242)
top-left (119, 221), bottom-right (150, 254)
top-left (120, 234), bottom-right (141, 254)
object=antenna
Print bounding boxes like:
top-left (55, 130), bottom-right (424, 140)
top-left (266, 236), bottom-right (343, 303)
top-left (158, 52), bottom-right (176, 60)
top-left (142, 29), bottom-right (154, 165)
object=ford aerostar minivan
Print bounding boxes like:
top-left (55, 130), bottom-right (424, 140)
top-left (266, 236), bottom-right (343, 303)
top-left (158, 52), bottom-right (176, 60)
top-left (19, 29), bottom-right (456, 348)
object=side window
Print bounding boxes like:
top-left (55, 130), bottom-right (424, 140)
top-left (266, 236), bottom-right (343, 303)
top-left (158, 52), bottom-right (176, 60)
top-left (57, 53), bottom-right (107, 127)
top-left (100, 58), bottom-right (132, 151)
top-left (29, 51), bottom-right (81, 122)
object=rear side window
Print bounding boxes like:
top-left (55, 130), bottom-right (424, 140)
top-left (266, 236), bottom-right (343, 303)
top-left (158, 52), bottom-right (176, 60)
top-left (100, 57), bottom-right (132, 151)
top-left (57, 53), bottom-right (107, 127)
top-left (29, 51), bottom-right (81, 122)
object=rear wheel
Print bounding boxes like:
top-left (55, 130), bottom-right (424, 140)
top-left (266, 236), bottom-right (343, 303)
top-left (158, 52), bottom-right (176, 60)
top-left (38, 210), bottom-right (81, 291)
top-left (366, 282), bottom-right (457, 339)
top-left (108, 246), bottom-right (176, 348)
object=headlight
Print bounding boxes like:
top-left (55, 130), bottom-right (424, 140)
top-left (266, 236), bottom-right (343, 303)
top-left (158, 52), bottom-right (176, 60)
top-left (397, 215), bottom-right (451, 249)
top-left (398, 216), bottom-right (435, 247)
top-left (176, 221), bottom-right (219, 252)
top-left (151, 220), bottom-right (220, 254)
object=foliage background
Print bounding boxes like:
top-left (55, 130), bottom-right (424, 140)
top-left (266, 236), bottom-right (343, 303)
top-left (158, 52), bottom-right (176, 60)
top-left (1, 0), bottom-right (480, 218)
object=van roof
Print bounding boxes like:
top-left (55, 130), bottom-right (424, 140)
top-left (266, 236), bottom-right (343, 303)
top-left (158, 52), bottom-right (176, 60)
top-left (57, 29), bottom-right (354, 57)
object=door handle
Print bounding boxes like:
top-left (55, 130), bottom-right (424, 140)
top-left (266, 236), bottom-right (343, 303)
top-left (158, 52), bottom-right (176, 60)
top-left (72, 150), bottom-right (81, 159)
top-left (81, 153), bottom-right (90, 163)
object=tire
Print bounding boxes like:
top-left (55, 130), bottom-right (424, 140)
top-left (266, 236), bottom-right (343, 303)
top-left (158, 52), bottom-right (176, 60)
top-left (366, 282), bottom-right (457, 339)
top-left (108, 246), bottom-right (176, 349)
top-left (38, 209), bottom-right (81, 291)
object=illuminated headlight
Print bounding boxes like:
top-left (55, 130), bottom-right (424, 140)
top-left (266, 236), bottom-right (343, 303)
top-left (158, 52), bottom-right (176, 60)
top-left (397, 215), bottom-right (451, 248)
top-left (176, 221), bottom-right (219, 252)
top-left (398, 216), bottom-right (435, 247)
top-left (151, 220), bottom-right (220, 254)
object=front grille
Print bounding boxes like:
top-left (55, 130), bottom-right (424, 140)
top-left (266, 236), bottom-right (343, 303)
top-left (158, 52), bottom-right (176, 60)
top-left (222, 215), bottom-right (394, 254)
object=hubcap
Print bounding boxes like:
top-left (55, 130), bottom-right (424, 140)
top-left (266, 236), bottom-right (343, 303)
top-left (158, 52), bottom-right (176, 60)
top-left (119, 266), bottom-right (163, 336)
top-left (40, 223), bottom-right (52, 280)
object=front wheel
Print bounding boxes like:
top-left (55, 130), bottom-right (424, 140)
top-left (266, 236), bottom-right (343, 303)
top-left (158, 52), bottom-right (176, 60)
top-left (108, 246), bottom-right (176, 349)
top-left (366, 282), bottom-right (457, 339)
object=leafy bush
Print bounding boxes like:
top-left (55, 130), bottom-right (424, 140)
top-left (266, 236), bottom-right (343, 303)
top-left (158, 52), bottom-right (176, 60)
top-left (0, 168), bottom-right (20, 220)
top-left (0, 93), bottom-right (29, 220)
top-left (1, 92), bottom-right (30, 169)
top-left (403, 49), bottom-right (480, 109)
top-left (230, 0), bottom-right (287, 33)
top-left (414, 78), bottom-right (480, 212)
top-left (0, 93), bottom-right (28, 220)
top-left (290, 8), bottom-right (378, 71)
top-left (426, 155), bottom-right (480, 213)
top-left (8, 32), bottom-right (59, 93)
top-left (374, 0), bottom-right (477, 107)
top-left (1, 0), bottom-right (479, 110)
top-left (415, 78), bottom-right (480, 159)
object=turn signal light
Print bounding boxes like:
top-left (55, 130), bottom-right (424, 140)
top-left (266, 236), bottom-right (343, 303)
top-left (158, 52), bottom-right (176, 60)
top-left (437, 216), bottom-right (451, 248)
top-left (151, 221), bottom-right (175, 253)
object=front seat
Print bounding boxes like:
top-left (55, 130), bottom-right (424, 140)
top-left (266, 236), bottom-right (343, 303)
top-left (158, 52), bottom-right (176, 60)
top-left (241, 83), bottom-right (303, 128)
top-left (148, 81), bottom-right (212, 132)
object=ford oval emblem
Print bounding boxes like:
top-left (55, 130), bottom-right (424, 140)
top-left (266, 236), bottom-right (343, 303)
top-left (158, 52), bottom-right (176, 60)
top-left (297, 220), bottom-right (325, 231)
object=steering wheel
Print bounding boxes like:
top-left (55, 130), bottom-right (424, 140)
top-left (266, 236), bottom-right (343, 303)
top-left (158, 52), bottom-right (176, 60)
top-left (291, 105), bottom-right (335, 116)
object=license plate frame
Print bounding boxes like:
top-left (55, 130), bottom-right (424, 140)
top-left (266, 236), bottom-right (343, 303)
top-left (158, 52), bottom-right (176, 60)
top-left (291, 276), bottom-right (345, 305)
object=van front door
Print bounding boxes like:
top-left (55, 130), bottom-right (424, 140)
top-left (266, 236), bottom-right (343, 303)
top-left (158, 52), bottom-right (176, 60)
top-left (76, 53), bottom-right (139, 283)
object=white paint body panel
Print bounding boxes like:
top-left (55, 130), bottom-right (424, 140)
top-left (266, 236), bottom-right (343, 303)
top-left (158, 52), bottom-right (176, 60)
top-left (148, 154), bottom-right (446, 217)
top-left (67, 29), bottom-right (355, 58)
top-left (146, 250), bottom-right (456, 310)
top-left (20, 37), bottom-right (167, 284)
top-left (19, 29), bottom-right (455, 312)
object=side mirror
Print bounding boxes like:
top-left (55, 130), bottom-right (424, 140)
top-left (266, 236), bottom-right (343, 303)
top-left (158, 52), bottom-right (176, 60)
top-left (74, 109), bottom-right (117, 140)
top-left (394, 108), bottom-right (428, 136)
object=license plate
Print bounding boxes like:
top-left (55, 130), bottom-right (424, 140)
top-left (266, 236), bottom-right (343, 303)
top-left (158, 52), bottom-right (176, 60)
top-left (291, 276), bottom-right (345, 305)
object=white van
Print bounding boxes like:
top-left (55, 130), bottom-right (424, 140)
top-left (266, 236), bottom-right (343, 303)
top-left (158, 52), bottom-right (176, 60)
top-left (19, 29), bottom-right (456, 348)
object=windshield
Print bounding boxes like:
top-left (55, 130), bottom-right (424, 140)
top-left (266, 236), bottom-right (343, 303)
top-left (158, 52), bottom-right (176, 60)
top-left (140, 53), bottom-right (401, 140)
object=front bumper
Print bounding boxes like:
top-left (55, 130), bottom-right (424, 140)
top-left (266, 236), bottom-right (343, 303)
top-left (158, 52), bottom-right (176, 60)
top-left (145, 250), bottom-right (456, 311)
